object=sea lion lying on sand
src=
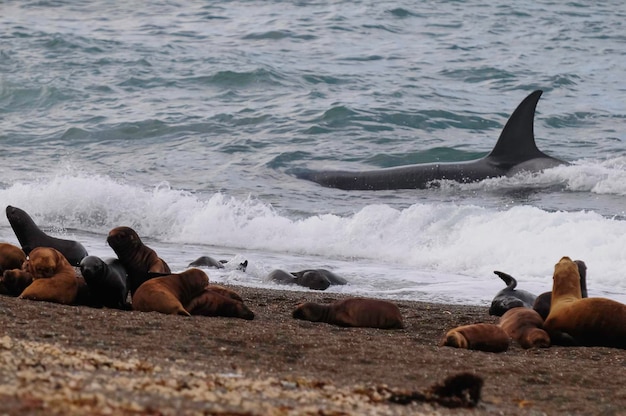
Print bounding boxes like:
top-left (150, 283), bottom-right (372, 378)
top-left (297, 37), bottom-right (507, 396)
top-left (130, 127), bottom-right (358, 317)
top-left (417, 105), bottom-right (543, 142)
top-left (0, 242), bottom-right (26, 273)
top-left (185, 287), bottom-right (254, 320)
top-left (293, 297), bottom-right (403, 329)
top-left (79, 255), bottom-right (130, 310)
top-left (489, 271), bottom-right (537, 316)
top-left (440, 323), bottom-right (510, 353)
top-left (132, 268), bottom-right (209, 316)
top-left (543, 257), bottom-right (626, 349)
top-left (533, 259), bottom-right (587, 320)
top-left (498, 307), bottom-right (550, 349)
top-left (19, 247), bottom-right (79, 305)
top-left (107, 226), bottom-right (171, 295)
top-left (0, 269), bottom-right (33, 296)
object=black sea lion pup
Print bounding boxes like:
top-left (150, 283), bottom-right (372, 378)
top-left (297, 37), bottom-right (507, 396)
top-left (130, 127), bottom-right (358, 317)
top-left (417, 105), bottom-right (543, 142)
top-left (268, 269), bottom-right (329, 290)
top-left (488, 271), bottom-right (536, 316)
top-left (533, 259), bottom-right (587, 320)
top-left (107, 226), bottom-right (171, 295)
top-left (6, 205), bottom-right (88, 266)
top-left (440, 323), bottom-right (510, 353)
top-left (292, 297), bottom-right (404, 329)
top-left (19, 247), bottom-right (79, 305)
top-left (0, 242), bottom-right (26, 273)
top-left (79, 256), bottom-right (130, 310)
top-left (498, 307), bottom-right (550, 349)
top-left (543, 257), bottom-right (626, 349)
top-left (293, 269), bottom-right (348, 285)
top-left (188, 256), bottom-right (224, 269)
top-left (132, 268), bottom-right (209, 316)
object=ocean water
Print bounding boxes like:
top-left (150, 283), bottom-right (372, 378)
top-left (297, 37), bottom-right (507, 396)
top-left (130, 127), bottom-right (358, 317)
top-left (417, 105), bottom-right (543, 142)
top-left (1, 0), bottom-right (625, 306)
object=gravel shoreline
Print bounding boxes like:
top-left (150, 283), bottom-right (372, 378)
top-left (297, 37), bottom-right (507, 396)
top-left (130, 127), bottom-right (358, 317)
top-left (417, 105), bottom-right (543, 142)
top-left (1, 285), bottom-right (624, 415)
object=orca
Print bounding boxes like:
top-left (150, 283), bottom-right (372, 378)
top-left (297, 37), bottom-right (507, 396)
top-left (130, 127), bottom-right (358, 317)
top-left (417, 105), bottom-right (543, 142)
top-left (294, 90), bottom-right (566, 190)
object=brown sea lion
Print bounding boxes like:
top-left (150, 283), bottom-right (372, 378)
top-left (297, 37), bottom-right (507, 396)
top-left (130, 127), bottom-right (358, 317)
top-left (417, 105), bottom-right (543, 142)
top-left (19, 247), bottom-right (78, 305)
top-left (185, 287), bottom-right (255, 320)
top-left (543, 257), bottom-right (626, 349)
top-left (1, 269), bottom-right (33, 296)
top-left (292, 297), bottom-right (404, 329)
top-left (498, 307), bottom-right (550, 349)
top-left (205, 284), bottom-right (244, 302)
top-left (533, 259), bottom-right (587, 320)
top-left (0, 242), bottom-right (26, 273)
top-left (106, 226), bottom-right (171, 295)
top-left (6, 205), bottom-right (88, 266)
top-left (440, 323), bottom-right (510, 353)
top-left (131, 268), bottom-right (209, 316)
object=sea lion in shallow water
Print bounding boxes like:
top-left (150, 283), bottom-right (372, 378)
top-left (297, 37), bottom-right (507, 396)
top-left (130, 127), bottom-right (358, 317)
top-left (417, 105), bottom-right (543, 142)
top-left (79, 255), bottom-right (129, 310)
top-left (292, 297), bottom-right (403, 329)
top-left (188, 256), bottom-right (248, 272)
top-left (5, 205), bottom-right (88, 266)
top-left (533, 259), bottom-right (587, 320)
top-left (268, 268), bottom-right (347, 290)
top-left (488, 271), bottom-right (536, 316)
top-left (543, 257), bottom-right (626, 349)
top-left (132, 268), bottom-right (209, 316)
top-left (440, 323), bottom-right (510, 353)
top-left (106, 226), bottom-right (171, 295)
top-left (19, 247), bottom-right (78, 305)
top-left (498, 307), bottom-right (550, 349)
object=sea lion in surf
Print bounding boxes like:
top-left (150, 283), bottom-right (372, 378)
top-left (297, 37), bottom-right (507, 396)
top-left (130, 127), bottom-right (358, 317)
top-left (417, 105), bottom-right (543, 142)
top-left (488, 271), bottom-right (537, 316)
top-left (188, 256), bottom-right (248, 272)
top-left (0, 242), bottom-right (26, 273)
top-left (5, 205), bottom-right (88, 266)
top-left (106, 226), bottom-right (171, 296)
top-left (292, 298), bottom-right (404, 329)
top-left (543, 256), bottom-right (626, 349)
top-left (440, 323), bottom-right (510, 353)
top-left (131, 268), bottom-right (209, 316)
top-left (19, 247), bottom-right (79, 305)
top-left (498, 307), bottom-right (550, 349)
top-left (268, 268), bottom-right (347, 291)
top-left (185, 287), bottom-right (255, 320)
top-left (533, 259), bottom-right (587, 320)
top-left (79, 255), bottom-right (130, 310)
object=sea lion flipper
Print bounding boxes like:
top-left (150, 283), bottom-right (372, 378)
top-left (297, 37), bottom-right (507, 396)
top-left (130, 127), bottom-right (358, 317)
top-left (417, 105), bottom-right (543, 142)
top-left (493, 271), bottom-right (517, 289)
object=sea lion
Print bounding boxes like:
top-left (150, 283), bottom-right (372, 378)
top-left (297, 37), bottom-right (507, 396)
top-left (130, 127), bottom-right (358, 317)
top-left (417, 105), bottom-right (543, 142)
top-left (543, 256), bottom-right (626, 349)
top-left (440, 323), bottom-right (510, 353)
top-left (268, 268), bottom-right (347, 290)
top-left (79, 256), bottom-right (130, 310)
top-left (106, 226), bottom-right (171, 295)
top-left (132, 268), bottom-right (209, 316)
top-left (488, 271), bottom-right (537, 316)
top-left (533, 259), bottom-right (587, 320)
top-left (0, 269), bottom-right (33, 296)
top-left (19, 247), bottom-right (79, 305)
top-left (5, 205), bottom-right (88, 266)
top-left (292, 297), bottom-right (404, 329)
top-left (0, 242), bottom-right (26, 273)
top-left (293, 269), bottom-right (348, 285)
top-left (498, 307), bottom-right (550, 349)
top-left (185, 287), bottom-right (255, 320)
top-left (187, 256), bottom-right (248, 272)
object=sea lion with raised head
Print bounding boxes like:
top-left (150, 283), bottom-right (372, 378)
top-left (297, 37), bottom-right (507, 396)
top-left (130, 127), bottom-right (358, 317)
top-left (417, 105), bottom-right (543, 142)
top-left (106, 226), bottom-right (171, 295)
top-left (292, 297), bottom-right (403, 329)
top-left (533, 259), bottom-right (587, 320)
top-left (543, 257), bottom-right (626, 349)
top-left (79, 255), bottom-right (130, 310)
top-left (5, 205), bottom-right (88, 266)
top-left (132, 268), bottom-right (209, 316)
top-left (498, 307), bottom-right (550, 349)
top-left (440, 323), bottom-right (510, 353)
top-left (19, 247), bottom-right (79, 305)
top-left (488, 271), bottom-right (537, 316)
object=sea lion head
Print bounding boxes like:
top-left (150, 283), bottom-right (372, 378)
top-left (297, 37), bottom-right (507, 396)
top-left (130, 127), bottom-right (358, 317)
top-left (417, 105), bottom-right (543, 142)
top-left (107, 226), bottom-right (143, 251)
top-left (552, 256), bottom-right (581, 299)
top-left (24, 247), bottom-right (70, 279)
top-left (292, 302), bottom-right (326, 321)
top-left (79, 256), bottom-right (106, 281)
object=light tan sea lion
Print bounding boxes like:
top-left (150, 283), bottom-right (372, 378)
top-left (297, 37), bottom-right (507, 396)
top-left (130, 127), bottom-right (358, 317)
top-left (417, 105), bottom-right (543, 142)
top-left (543, 256), bottom-right (626, 349)
top-left (19, 247), bottom-right (78, 305)
top-left (440, 323), bottom-right (510, 353)
top-left (106, 226), bottom-right (171, 295)
top-left (533, 259), bottom-right (588, 320)
top-left (132, 268), bottom-right (209, 316)
top-left (498, 307), bottom-right (550, 349)
top-left (292, 298), bottom-right (404, 329)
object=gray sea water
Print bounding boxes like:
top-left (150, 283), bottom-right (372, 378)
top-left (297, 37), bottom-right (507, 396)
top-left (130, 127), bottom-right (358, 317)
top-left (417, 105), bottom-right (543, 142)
top-left (1, 0), bottom-right (625, 305)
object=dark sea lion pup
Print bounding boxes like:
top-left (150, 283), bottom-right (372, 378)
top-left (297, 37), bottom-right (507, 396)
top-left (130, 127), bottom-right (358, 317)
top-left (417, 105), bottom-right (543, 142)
top-left (488, 271), bottom-right (536, 316)
top-left (292, 297), bottom-right (404, 329)
top-left (19, 247), bottom-right (79, 305)
top-left (498, 307), bottom-right (550, 349)
top-left (79, 256), bottom-right (130, 310)
top-left (268, 268), bottom-right (347, 290)
top-left (0, 242), bottom-right (26, 273)
top-left (6, 205), bottom-right (88, 266)
top-left (107, 226), bottom-right (171, 295)
top-left (1, 269), bottom-right (33, 297)
top-left (132, 268), bottom-right (209, 316)
top-left (440, 323), bottom-right (510, 353)
top-left (543, 256), bottom-right (626, 349)
top-left (533, 259), bottom-right (587, 320)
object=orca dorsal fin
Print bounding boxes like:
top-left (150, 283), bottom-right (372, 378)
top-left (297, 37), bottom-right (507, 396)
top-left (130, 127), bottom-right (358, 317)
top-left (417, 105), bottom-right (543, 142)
top-left (487, 90), bottom-right (545, 162)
